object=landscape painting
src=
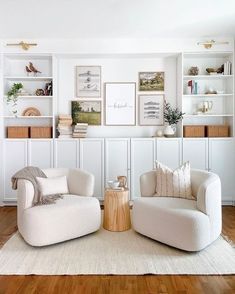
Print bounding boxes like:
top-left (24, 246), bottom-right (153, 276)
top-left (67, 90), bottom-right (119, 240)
top-left (72, 101), bottom-right (101, 125)
top-left (139, 94), bottom-right (164, 125)
top-left (139, 72), bottom-right (164, 91)
top-left (76, 66), bottom-right (101, 97)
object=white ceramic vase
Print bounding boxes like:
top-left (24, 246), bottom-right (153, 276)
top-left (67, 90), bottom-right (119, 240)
top-left (164, 125), bottom-right (176, 137)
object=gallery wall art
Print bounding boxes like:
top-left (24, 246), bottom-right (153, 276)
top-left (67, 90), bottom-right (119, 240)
top-left (139, 72), bottom-right (164, 91)
top-left (138, 94), bottom-right (164, 125)
top-left (72, 100), bottom-right (101, 125)
top-left (76, 66), bottom-right (101, 97)
top-left (105, 82), bottom-right (136, 126)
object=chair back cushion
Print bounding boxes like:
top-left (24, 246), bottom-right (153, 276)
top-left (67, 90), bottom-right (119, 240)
top-left (155, 161), bottom-right (194, 200)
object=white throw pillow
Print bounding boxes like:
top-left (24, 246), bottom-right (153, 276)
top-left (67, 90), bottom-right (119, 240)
top-left (36, 176), bottom-right (69, 196)
top-left (155, 161), bottom-right (194, 200)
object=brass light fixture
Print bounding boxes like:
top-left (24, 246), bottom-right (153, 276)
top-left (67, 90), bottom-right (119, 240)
top-left (6, 41), bottom-right (37, 51)
top-left (197, 40), bottom-right (229, 49)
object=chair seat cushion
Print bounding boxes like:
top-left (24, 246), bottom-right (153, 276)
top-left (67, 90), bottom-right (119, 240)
top-left (132, 197), bottom-right (211, 251)
top-left (20, 195), bottom-right (101, 246)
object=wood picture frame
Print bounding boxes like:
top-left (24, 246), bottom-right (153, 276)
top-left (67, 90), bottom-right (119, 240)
top-left (76, 66), bottom-right (101, 98)
top-left (138, 94), bottom-right (164, 126)
top-left (104, 82), bottom-right (136, 126)
top-left (139, 72), bottom-right (164, 91)
top-left (71, 100), bottom-right (102, 125)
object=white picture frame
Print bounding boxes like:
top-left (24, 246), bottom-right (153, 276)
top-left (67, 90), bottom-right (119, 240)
top-left (139, 94), bottom-right (164, 126)
top-left (76, 66), bottom-right (101, 98)
top-left (105, 82), bottom-right (136, 126)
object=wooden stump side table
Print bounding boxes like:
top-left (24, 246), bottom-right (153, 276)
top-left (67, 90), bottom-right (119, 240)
top-left (103, 189), bottom-right (131, 232)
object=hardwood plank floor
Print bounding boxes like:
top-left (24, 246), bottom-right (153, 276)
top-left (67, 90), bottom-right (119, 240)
top-left (0, 206), bottom-right (235, 294)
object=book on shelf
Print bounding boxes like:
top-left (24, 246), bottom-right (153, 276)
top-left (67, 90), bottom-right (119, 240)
top-left (223, 61), bottom-right (232, 75)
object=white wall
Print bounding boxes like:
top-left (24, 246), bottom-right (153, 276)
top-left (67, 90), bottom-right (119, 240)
top-left (57, 56), bottom-right (177, 137)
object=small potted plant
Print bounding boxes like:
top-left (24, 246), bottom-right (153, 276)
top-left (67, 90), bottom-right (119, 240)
top-left (6, 83), bottom-right (23, 116)
top-left (163, 102), bottom-right (184, 137)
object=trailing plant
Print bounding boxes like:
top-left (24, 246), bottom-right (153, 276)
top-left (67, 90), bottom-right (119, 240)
top-left (6, 83), bottom-right (23, 116)
top-left (164, 102), bottom-right (184, 125)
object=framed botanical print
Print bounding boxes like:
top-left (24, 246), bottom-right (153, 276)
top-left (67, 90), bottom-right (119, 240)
top-left (76, 66), bottom-right (101, 98)
top-left (138, 94), bottom-right (164, 126)
top-left (105, 82), bottom-right (136, 126)
top-left (72, 100), bottom-right (101, 125)
top-left (139, 72), bottom-right (164, 91)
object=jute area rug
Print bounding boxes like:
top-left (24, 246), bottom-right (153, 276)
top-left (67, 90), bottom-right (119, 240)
top-left (0, 228), bottom-right (235, 275)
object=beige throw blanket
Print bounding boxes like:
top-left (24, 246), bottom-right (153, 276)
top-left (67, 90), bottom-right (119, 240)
top-left (12, 166), bottom-right (63, 205)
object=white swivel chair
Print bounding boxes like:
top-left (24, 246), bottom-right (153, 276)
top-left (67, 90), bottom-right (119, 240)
top-left (17, 168), bottom-right (101, 246)
top-left (132, 169), bottom-right (222, 251)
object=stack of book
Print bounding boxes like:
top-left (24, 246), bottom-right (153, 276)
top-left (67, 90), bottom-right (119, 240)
top-left (224, 61), bottom-right (232, 75)
top-left (72, 123), bottom-right (88, 138)
top-left (57, 115), bottom-right (73, 139)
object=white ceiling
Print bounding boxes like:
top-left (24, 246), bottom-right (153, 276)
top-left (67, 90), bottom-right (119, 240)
top-left (0, 0), bottom-right (235, 39)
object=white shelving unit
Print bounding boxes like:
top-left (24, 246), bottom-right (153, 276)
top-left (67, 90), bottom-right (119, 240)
top-left (182, 52), bottom-right (234, 136)
top-left (1, 53), bottom-right (55, 138)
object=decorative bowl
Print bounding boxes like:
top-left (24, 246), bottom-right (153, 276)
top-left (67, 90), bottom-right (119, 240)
top-left (107, 180), bottom-right (120, 189)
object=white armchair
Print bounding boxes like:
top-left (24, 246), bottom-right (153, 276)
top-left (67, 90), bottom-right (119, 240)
top-left (132, 169), bottom-right (222, 251)
top-left (17, 168), bottom-right (101, 246)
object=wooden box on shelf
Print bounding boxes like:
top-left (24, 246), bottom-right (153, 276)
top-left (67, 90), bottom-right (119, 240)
top-left (30, 127), bottom-right (52, 138)
top-left (183, 125), bottom-right (205, 137)
top-left (7, 126), bottom-right (29, 138)
top-left (206, 125), bottom-right (229, 137)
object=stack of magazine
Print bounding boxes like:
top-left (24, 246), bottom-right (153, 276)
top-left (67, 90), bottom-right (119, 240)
top-left (72, 123), bottom-right (88, 138)
top-left (57, 115), bottom-right (73, 139)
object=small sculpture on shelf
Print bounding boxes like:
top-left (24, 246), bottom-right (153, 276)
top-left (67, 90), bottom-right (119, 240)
top-left (206, 64), bottom-right (224, 75)
top-left (22, 107), bottom-right (41, 116)
top-left (25, 62), bottom-right (42, 76)
top-left (188, 66), bottom-right (199, 76)
top-left (35, 89), bottom-right (45, 96)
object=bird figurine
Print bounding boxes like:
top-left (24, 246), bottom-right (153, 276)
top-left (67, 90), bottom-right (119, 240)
top-left (29, 62), bottom-right (41, 76)
top-left (25, 66), bottom-right (32, 76)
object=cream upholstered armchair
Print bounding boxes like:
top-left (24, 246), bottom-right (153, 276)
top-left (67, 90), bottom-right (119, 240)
top-left (17, 168), bottom-right (101, 246)
top-left (132, 169), bottom-right (222, 251)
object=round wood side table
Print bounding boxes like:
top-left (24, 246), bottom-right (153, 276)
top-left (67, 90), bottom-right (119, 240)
top-left (103, 188), bottom-right (131, 232)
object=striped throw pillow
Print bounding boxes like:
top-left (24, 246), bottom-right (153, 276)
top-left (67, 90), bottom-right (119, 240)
top-left (155, 161), bottom-right (194, 200)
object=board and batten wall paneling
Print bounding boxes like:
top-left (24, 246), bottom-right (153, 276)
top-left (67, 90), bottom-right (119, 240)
top-left (3, 140), bottom-right (28, 201)
top-left (54, 139), bottom-right (79, 168)
top-left (183, 138), bottom-right (208, 170)
top-left (80, 138), bottom-right (104, 199)
top-left (105, 138), bottom-right (130, 190)
top-left (28, 140), bottom-right (53, 169)
top-left (130, 138), bottom-right (155, 199)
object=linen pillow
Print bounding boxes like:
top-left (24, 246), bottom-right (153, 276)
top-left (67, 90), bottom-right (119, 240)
top-left (36, 176), bottom-right (69, 196)
top-left (155, 161), bottom-right (194, 200)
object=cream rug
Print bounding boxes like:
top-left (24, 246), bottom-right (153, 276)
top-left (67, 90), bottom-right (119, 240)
top-left (0, 228), bottom-right (235, 275)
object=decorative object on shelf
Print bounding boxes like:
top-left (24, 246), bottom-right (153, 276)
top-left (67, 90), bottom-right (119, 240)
top-left (139, 72), bottom-right (164, 91)
top-left (197, 40), bottom-right (229, 49)
top-left (35, 89), bottom-right (45, 96)
top-left (30, 126), bottom-right (52, 138)
top-left (7, 126), bottom-right (29, 138)
top-left (44, 81), bottom-right (53, 96)
top-left (206, 65), bottom-right (224, 75)
top-left (156, 129), bottom-right (164, 137)
top-left (188, 66), bottom-right (199, 76)
top-left (57, 115), bottom-right (73, 139)
top-left (187, 80), bottom-right (198, 94)
top-left (72, 101), bottom-right (101, 125)
top-left (25, 65), bottom-right (32, 76)
top-left (29, 62), bottom-right (41, 76)
top-left (163, 102), bottom-right (184, 137)
top-left (206, 125), bottom-right (229, 137)
top-left (22, 107), bottom-right (41, 116)
top-left (198, 101), bottom-right (213, 113)
top-left (18, 88), bottom-right (30, 96)
top-left (76, 66), bottom-right (101, 98)
top-left (6, 83), bottom-right (23, 117)
top-left (183, 125), bottom-right (206, 137)
top-left (105, 82), bottom-right (136, 126)
top-left (117, 176), bottom-right (127, 188)
top-left (6, 41), bottom-right (38, 51)
top-left (72, 123), bottom-right (88, 138)
top-left (138, 94), bottom-right (164, 126)
top-left (205, 89), bottom-right (217, 95)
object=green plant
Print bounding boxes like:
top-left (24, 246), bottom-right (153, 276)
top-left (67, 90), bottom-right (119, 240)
top-left (6, 83), bottom-right (23, 116)
top-left (164, 102), bottom-right (184, 125)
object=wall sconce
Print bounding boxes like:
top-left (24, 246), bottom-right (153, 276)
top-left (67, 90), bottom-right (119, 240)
top-left (6, 41), bottom-right (37, 51)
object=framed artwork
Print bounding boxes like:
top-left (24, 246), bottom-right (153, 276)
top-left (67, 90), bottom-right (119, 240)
top-left (105, 82), bottom-right (136, 126)
top-left (71, 100), bottom-right (101, 125)
top-left (139, 72), bottom-right (164, 91)
top-left (138, 94), bottom-right (164, 126)
top-left (76, 66), bottom-right (101, 97)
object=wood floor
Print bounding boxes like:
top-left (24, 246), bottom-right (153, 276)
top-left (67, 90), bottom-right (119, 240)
top-left (0, 206), bottom-right (235, 294)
